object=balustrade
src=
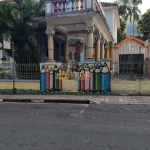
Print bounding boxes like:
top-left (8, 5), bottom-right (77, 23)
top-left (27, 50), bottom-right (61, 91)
top-left (45, 0), bottom-right (102, 15)
top-left (50, 0), bottom-right (85, 14)
top-left (75, 0), bottom-right (79, 10)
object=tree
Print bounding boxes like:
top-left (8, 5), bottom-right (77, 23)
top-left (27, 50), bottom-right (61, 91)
top-left (137, 9), bottom-right (150, 38)
top-left (0, 0), bottom-right (46, 63)
top-left (115, 0), bottom-right (142, 36)
top-left (117, 18), bottom-right (126, 43)
top-left (114, 0), bottom-right (131, 19)
top-left (126, 0), bottom-right (142, 36)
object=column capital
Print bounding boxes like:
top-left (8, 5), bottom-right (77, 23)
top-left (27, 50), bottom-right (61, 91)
top-left (105, 41), bottom-right (109, 49)
top-left (95, 34), bottom-right (101, 41)
top-left (100, 36), bottom-right (105, 44)
top-left (86, 26), bottom-right (95, 33)
top-left (46, 29), bottom-right (55, 36)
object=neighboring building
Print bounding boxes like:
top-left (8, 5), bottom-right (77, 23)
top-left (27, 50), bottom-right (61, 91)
top-left (101, 2), bottom-right (120, 44)
top-left (113, 35), bottom-right (148, 74)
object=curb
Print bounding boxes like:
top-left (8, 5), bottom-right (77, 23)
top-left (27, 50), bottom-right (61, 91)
top-left (1, 99), bottom-right (90, 104)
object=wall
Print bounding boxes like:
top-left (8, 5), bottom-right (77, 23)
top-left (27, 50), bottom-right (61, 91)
top-left (0, 80), bottom-right (40, 90)
top-left (104, 9), bottom-right (113, 38)
top-left (111, 79), bottom-right (150, 94)
top-left (113, 10), bottom-right (117, 44)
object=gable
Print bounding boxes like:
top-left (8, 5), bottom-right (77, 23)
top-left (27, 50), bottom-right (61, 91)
top-left (114, 36), bottom-right (148, 50)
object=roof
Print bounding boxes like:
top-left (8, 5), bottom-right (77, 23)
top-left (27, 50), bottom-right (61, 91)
top-left (101, 2), bottom-right (118, 7)
top-left (114, 36), bottom-right (148, 49)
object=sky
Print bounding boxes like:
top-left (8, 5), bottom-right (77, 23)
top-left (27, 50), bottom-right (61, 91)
top-left (99, 0), bottom-right (149, 15)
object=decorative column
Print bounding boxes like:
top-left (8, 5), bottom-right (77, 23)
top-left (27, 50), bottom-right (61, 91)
top-left (75, 0), bottom-right (79, 10)
top-left (45, 0), bottom-right (53, 15)
top-left (100, 38), bottom-right (105, 59)
top-left (53, 1), bottom-right (58, 13)
top-left (46, 29), bottom-right (55, 62)
top-left (62, 0), bottom-right (66, 12)
top-left (58, 0), bottom-right (62, 12)
top-left (95, 35), bottom-right (100, 61)
top-left (86, 26), bottom-right (95, 61)
top-left (64, 39), bottom-right (69, 63)
top-left (66, 0), bottom-right (71, 12)
top-left (70, 0), bottom-right (75, 11)
top-left (85, 0), bottom-right (92, 10)
top-left (80, 0), bottom-right (84, 10)
top-left (105, 42), bottom-right (109, 58)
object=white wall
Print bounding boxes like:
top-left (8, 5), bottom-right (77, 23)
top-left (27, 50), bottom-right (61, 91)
top-left (104, 9), bottom-right (117, 43)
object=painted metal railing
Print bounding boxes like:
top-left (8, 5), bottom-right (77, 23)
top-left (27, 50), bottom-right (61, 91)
top-left (53, 0), bottom-right (85, 13)
top-left (45, 0), bottom-right (103, 15)
top-left (111, 60), bottom-right (150, 80)
top-left (0, 63), bottom-right (40, 80)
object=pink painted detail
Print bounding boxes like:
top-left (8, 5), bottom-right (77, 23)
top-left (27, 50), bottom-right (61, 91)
top-left (80, 0), bottom-right (84, 10)
top-left (53, 2), bottom-right (58, 13)
top-left (85, 76), bottom-right (90, 90)
top-left (95, 4), bottom-right (99, 11)
top-left (58, 0), bottom-right (62, 12)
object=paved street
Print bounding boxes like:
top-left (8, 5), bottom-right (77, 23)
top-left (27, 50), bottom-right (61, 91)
top-left (0, 103), bottom-right (150, 150)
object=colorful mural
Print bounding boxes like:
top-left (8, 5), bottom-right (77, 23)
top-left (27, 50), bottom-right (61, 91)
top-left (40, 61), bottom-right (111, 94)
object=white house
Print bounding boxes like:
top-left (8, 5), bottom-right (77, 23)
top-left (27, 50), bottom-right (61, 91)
top-left (101, 2), bottom-right (120, 44)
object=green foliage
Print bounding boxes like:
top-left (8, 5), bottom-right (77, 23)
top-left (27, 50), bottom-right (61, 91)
top-left (120, 18), bottom-right (126, 31)
top-left (137, 9), bottom-right (150, 37)
top-left (117, 18), bottom-right (126, 43)
top-left (115, 0), bottom-right (142, 37)
top-left (109, 41), bottom-right (113, 48)
top-left (115, 0), bottom-right (142, 21)
top-left (0, 0), bottom-right (46, 63)
top-left (117, 28), bottom-right (126, 43)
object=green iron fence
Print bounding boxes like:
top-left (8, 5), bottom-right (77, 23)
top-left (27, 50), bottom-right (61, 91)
top-left (112, 59), bottom-right (150, 80)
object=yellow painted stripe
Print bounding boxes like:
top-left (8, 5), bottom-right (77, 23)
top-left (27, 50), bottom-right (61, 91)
top-left (80, 109), bottom-right (85, 114)
top-left (85, 104), bottom-right (89, 107)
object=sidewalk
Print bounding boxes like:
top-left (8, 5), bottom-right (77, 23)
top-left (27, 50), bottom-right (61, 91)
top-left (0, 94), bottom-right (150, 105)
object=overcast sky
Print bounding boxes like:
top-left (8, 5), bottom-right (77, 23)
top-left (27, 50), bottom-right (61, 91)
top-left (100, 0), bottom-right (149, 15)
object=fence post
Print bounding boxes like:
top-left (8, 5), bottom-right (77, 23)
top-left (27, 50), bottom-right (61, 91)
top-left (12, 43), bottom-right (15, 94)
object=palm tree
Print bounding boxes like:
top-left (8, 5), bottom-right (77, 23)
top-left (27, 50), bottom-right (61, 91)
top-left (126, 0), bottom-right (142, 36)
top-left (115, 0), bottom-right (142, 36)
top-left (114, 0), bottom-right (131, 19)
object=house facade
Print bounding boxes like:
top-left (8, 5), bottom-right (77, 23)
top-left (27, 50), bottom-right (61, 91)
top-left (35, 0), bottom-right (120, 93)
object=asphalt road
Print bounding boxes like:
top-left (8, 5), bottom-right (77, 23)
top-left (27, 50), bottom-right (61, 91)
top-left (0, 102), bottom-right (150, 150)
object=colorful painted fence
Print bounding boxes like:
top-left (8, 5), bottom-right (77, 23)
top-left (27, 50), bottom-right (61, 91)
top-left (40, 59), bottom-right (111, 94)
